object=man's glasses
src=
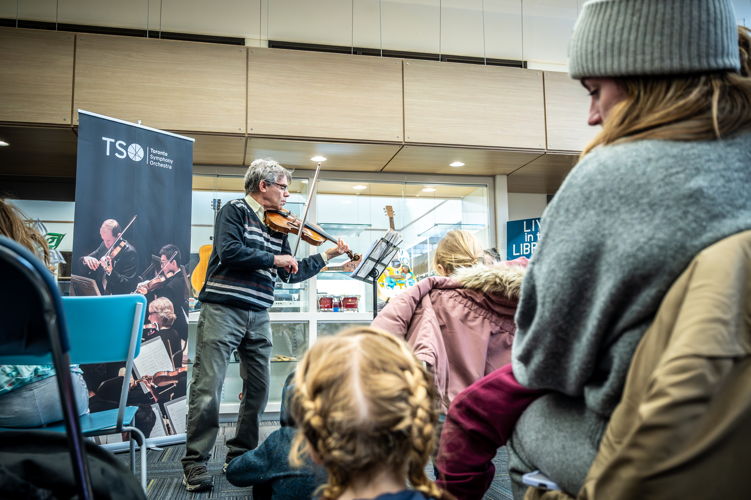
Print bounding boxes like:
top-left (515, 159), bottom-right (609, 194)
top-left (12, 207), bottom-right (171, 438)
top-left (268, 181), bottom-right (289, 192)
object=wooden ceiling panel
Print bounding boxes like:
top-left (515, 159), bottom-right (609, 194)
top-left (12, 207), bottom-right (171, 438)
top-left (191, 134), bottom-right (246, 166)
top-left (0, 28), bottom-right (74, 125)
top-left (245, 138), bottom-right (400, 172)
top-left (248, 49), bottom-right (403, 142)
top-left (404, 60), bottom-right (546, 149)
top-left (544, 71), bottom-right (597, 151)
top-left (383, 145), bottom-right (542, 175)
top-left (0, 125), bottom-right (77, 178)
top-left (74, 34), bottom-right (246, 133)
top-left (508, 153), bottom-right (579, 194)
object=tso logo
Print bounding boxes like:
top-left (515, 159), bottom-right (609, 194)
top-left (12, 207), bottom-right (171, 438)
top-left (102, 137), bottom-right (145, 162)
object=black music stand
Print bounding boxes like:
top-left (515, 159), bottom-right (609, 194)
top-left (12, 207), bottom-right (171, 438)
top-left (350, 234), bottom-right (401, 319)
top-left (70, 274), bottom-right (102, 296)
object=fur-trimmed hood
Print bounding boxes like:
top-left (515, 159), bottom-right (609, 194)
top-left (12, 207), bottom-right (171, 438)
top-left (450, 261), bottom-right (528, 300)
top-left (372, 260), bottom-right (528, 410)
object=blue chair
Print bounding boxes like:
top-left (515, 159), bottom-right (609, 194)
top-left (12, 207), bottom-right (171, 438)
top-left (0, 235), bottom-right (148, 493)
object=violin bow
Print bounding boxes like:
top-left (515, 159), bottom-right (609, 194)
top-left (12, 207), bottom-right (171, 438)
top-left (101, 214), bottom-right (138, 260)
top-left (286, 160), bottom-right (323, 281)
top-left (156, 250), bottom-right (179, 278)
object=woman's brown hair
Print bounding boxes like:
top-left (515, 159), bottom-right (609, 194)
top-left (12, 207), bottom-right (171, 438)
top-left (582, 27), bottom-right (751, 157)
top-left (0, 199), bottom-right (50, 266)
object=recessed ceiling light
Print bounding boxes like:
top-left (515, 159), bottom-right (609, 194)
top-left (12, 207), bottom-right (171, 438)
top-left (311, 155), bottom-right (327, 162)
top-left (449, 161), bottom-right (464, 167)
top-left (0, 140), bottom-right (8, 147)
top-left (352, 184), bottom-right (367, 191)
top-left (422, 187), bottom-right (436, 193)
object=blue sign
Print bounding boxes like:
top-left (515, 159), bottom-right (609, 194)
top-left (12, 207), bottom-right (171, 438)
top-left (507, 218), bottom-right (541, 259)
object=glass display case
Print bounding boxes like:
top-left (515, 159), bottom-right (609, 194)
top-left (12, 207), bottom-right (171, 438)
top-left (186, 171), bottom-right (491, 413)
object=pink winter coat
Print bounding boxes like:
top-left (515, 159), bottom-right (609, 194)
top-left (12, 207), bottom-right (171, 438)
top-left (371, 262), bottom-right (527, 410)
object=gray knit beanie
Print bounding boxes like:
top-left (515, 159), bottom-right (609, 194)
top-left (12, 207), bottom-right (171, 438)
top-left (569, 0), bottom-right (740, 79)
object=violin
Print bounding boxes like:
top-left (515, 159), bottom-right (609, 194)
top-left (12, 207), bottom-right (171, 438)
top-left (100, 240), bottom-right (127, 274)
top-left (264, 208), bottom-right (361, 262)
top-left (132, 366), bottom-right (187, 404)
top-left (98, 215), bottom-right (137, 274)
top-left (143, 321), bottom-right (159, 336)
top-left (134, 250), bottom-right (179, 294)
top-left (151, 367), bottom-right (187, 387)
top-left (138, 271), bottom-right (175, 294)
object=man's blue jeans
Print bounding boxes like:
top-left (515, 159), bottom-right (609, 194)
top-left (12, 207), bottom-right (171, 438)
top-left (0, 371), bottom-right (89, 427)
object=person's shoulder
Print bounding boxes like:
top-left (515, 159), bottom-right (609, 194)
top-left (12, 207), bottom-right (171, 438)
top-left (369, 491), bottom-right (431, 500)
top-left (226, 198), bottom-right (249, 212)
top-left (562, 139), bottom-right (683, 192)
top-left (577, 139), bottom-right (668, 169)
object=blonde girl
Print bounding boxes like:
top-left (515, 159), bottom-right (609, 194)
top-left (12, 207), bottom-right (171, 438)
top-left (432, 229), bottom-right (483, 276)
top-left (289, 327), bottom-right (451, 500)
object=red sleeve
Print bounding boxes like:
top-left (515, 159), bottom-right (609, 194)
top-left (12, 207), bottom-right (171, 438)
top-left (436, 364), bottom-right (543, 500)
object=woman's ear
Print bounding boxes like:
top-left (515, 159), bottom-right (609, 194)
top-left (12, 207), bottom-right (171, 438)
top-left (435, 264), bottom-right (447, 276)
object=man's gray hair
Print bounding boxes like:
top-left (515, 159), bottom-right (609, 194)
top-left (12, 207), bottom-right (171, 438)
top-left (243, 158), bottom-right (293, 194)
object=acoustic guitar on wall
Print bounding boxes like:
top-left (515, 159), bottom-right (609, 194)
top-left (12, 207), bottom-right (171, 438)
top-left (384, 205), bottom-right (396, 231)
top-left (190, 199), bottom-right (221, 296)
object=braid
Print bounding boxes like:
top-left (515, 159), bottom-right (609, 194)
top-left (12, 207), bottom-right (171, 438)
top-left (403, 364), bottom-right (443, 499)
top-left (290, 327), bottom-right (450, 500)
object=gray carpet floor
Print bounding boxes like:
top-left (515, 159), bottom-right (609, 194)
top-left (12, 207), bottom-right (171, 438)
top-left (121, 421), bottom-right (512, 499)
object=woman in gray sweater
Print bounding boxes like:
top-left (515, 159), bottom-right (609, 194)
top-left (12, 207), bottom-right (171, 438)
top-left (502, 0), bottom-right (751, 497)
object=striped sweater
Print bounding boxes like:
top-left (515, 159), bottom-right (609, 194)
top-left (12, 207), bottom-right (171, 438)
top-left (198, 198), bottom-right (325, 311)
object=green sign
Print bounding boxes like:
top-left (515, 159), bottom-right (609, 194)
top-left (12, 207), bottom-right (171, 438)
top-left (45, 232), bottom-right (65, 250)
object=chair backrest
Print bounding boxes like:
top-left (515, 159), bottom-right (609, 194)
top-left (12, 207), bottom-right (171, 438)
top-left (0, 235), bottom-right (69, 359)
top-left (0, 295), bottom-right (146, 365)
top-left (0, 234), bottom-right (94, 499)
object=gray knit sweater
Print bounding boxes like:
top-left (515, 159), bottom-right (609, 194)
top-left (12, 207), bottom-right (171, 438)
top-left (510, 132), bottom-right (751, 491)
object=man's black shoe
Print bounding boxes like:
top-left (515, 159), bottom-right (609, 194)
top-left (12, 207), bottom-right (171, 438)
top-left (183, 465), bottom-right (213, 492)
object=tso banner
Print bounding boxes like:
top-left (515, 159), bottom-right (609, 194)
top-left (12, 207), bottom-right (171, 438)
top-left (507, 217), bottom-right (541, 260)
top-left (72, 110), bottom-right (193, 442)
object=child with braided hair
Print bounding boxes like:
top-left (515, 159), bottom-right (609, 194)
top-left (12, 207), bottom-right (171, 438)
top-left (289, 327), bottom-right (453, 500)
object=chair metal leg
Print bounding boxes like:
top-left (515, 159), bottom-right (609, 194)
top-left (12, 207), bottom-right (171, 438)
top-left (129, 436), bottom-right (136, 473)
top-left (123, 426), bottom-right (148, 492)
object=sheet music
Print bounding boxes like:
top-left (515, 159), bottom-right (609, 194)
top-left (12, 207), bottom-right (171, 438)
top-left (149, 403), bottom-right (167, 437)
top-left (352, 230), bottom-right (403, 281)
top-left (164, 396), bottom-right (188, 435)
top-left (133, 337), bottom-right (174, 379)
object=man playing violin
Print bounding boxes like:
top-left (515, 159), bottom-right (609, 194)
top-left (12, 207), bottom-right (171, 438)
top-left (80, 218), bottom-right (137, 295)
top-left (182, 158), bottom-right (352, 492)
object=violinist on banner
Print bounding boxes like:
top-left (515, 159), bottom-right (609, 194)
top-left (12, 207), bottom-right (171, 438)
top-left (80, 218), bottom-right (137, 295)
top-left (182, 158), bottom-right (352, 492)
top-left (136, 244), bottom-right (190, 337)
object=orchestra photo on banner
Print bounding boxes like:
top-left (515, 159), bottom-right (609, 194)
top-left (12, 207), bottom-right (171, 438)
top-left (73, 217), bottom-right (190, 438)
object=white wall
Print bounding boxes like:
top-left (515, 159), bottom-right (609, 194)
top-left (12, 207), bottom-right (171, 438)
top-left (9, 199), bottom-right (76, 251)
top-left (508, 192), bottom-right (546, 221)
top-left (3, 0), bottom-right (748, 72)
